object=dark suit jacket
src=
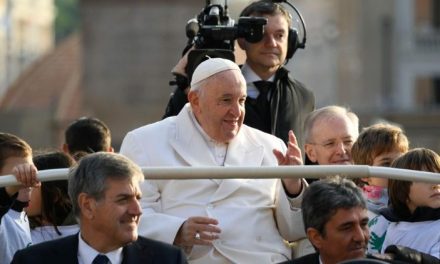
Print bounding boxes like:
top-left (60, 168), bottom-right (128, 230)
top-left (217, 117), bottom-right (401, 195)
top-left (244, 66), bottom-right (314, 147)
top-left (11, 234), bottom-right (187, 264)
top-left (278, 252), bottom-right (320, 264)
top-left (278, 252), bottom-right (414, 264)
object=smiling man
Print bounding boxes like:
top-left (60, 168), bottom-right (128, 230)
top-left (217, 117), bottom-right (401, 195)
top-left (11, 152), bottom-right (186, 264)
top-left (280, 177), bottom-right (370, 264)
top-left (120, 57), bottom-right (308, 263)
top-left (163, 1), bottom-right (314, 148)
top-left (282, 177), bottom-right (438, 264)
top-left (303, 105), bottom-right (359, 165)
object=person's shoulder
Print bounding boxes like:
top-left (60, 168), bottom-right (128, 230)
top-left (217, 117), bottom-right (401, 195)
top-left (126, 116), bottom-right (176, 137)
top-left (134, 236), bottom-right (182, 253)
top-left (280, 252), bottom-right (320, 264)
top-left (12, 234), bottom-right (77, 262)
top-left (131, 236), bottom-right (186, 263)
top-left (276, 66), bottom-right (312, 90)
top-left (241, 125), bottom-right (284, 144)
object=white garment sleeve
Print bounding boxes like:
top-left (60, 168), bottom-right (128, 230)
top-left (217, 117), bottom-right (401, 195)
top-left (0, 209), bottom-right (32, 264)
top-left (274, 178), bottom-right (307, 242)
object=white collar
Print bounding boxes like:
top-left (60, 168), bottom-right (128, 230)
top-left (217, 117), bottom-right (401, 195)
top-left (241, 63), bottom-right (275, 99)
top-left (78, 232), bottom-right (123, 264)
top-left (241, 63), bottom-right (276, 84)
top-left (188, 106), bottom-right (228, 147)
top-left (188, 107), bottom-right (228, 166)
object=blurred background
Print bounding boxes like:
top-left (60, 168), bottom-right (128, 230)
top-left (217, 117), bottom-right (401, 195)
top-left (0, 0), bottom-right (439, 152)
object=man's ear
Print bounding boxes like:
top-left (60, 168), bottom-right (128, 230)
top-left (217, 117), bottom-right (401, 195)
top-left (62, 143), bottom-right (70, 154)
top-left (78, 193), bottom-right (96, 220)
top-left (188, 90), bottom-right (200, 111)
top-left (237, 38), bottom-right (247, 51)
top-left (108, 146), bottom-right (115, 153)
top-left (307, 227), bottom-right (324, 251)
top-left (304, 144), bottom-right (317, 163)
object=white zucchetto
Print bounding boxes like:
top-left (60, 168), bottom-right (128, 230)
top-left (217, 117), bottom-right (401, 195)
top-left (190, 58), bottom-right (240, 87)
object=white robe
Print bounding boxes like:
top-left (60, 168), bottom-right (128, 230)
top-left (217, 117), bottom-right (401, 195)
top-left (381, 219), bottom-right (440, 258)
top-left (120, 105), bottom-right (306, 264)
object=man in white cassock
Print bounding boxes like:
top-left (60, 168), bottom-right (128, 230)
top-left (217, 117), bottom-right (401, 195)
top-left (120, 57), bottom-right (307, 264)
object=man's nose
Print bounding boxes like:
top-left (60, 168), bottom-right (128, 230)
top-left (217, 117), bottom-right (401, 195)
top-left (352, 224), bottom-right (368, 242)
top-left (129, 199), bottom-right (142, 216)
top-left (229, 101), bottom-right (241, 116)
top-left (334, 141), bottom-right (347, 154)
top-left (264, 35), bottom-right (277, 47)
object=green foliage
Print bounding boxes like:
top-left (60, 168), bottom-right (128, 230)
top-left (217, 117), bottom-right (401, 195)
top-left (54, 0), bottom-right (80, 43)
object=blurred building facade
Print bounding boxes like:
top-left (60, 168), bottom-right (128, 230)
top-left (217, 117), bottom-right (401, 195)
top-left (0, 0), bottom-right (439, 152)
top-left (291, 0), bottom-right (440, 150)
top-left (0, 0), bottom-right (54, 97)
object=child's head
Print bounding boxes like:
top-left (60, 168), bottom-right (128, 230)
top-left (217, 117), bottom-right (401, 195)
top-left (28, 151), bottom-right (76, 231)
top-left (63, 117), bottom-right (113, 160)
top-left (351, 123), bottom-right (409, 187)
top-left (0, 132), bottom-right (33, 175)
top-left (388, 148), bottom-right (440, 216)
top-left (352, 123), bottom-right (409, 166)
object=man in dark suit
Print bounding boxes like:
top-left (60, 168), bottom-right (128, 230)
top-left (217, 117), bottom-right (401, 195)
top-left (281, 177), bottom-right (370, 264)
top-left (163, 1), bottom-right (315, 148)
top-left (12, 152), bottom-right (187, 264)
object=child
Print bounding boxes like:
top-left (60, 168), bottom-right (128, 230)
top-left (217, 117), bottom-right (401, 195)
top-left (28, 151), bottom-right (79, 243)
top-left (0, 132), bottom-right (38, 264)
top-left (380, 148), bottom-right (440, 258)
top-left (351, 123), bottom-right (409, 253)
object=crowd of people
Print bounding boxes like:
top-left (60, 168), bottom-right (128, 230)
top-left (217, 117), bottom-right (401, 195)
top-left (1, 1), bottom-right (439, 264)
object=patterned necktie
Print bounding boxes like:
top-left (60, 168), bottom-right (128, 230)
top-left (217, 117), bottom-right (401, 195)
top-left (92, 254), bottom-right (110, 264)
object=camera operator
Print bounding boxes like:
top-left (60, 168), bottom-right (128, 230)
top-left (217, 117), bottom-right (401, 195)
top-left (163, 0), bottom-right (315, 147)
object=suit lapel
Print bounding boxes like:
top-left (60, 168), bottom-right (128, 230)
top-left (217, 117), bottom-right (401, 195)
top-left (210, 127), bottom-right (266, 202)
top-left (224, 127), bottom-right (265, 166)
top-left (53, 234), bottom-right (80, 264)
top-left (170, 106), bottom-right (267, 202)
top-left (122, 240), bottom-right (151, 264)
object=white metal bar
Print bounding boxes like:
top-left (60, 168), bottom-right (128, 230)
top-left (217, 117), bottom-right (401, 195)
top-left (0, 165), bottom-right (439, 187)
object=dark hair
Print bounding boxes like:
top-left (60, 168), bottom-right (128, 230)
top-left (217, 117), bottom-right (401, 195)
top-left (302, 176), bottom-right (366, 236)
top-left (240, 0), bottom-right (292, 25)
top-left (64, 117), bottom-right (111, 157)
top-left (388, 148), bottom-right (440, 218)
top-left (0, 132), bottom-right (32, 171)
top-left (31, 151), bottom-right (76, 235)
top-left (68, 152), bottom-right (143, 218)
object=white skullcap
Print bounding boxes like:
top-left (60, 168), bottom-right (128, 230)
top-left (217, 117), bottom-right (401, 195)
top-left (190, 58), bottom-right (240, 87)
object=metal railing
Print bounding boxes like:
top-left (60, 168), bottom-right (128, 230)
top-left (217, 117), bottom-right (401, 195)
top-left (1, 165), bottom-right (439, 187)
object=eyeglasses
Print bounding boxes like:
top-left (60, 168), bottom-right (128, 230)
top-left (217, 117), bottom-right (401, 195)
top-left (307, 139), bottom-right (354, 150)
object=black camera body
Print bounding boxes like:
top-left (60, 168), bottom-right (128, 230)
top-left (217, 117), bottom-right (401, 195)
top-left (184, 0), bottom-right (267, 83)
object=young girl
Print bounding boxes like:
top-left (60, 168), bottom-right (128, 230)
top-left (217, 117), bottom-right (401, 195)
top-left (27, 151), bottom-right (79, 243)
top-left (380, 148), bottom-right (440, 257)
top-left (351, 123), bottom-right (409, 254)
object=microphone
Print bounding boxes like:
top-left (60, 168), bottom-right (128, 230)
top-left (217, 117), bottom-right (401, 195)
top-left (186, 18), bottom-right (200, 39)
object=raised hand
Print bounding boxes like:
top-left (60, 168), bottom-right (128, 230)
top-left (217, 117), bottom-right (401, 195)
top-left (273, 130), bottom-right (304, 196)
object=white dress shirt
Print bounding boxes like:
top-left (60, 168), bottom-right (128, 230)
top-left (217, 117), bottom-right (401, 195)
top-left (240, 63), bottom-right (275, 99)
top-left (77, 233), bottom-right (123, 264)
